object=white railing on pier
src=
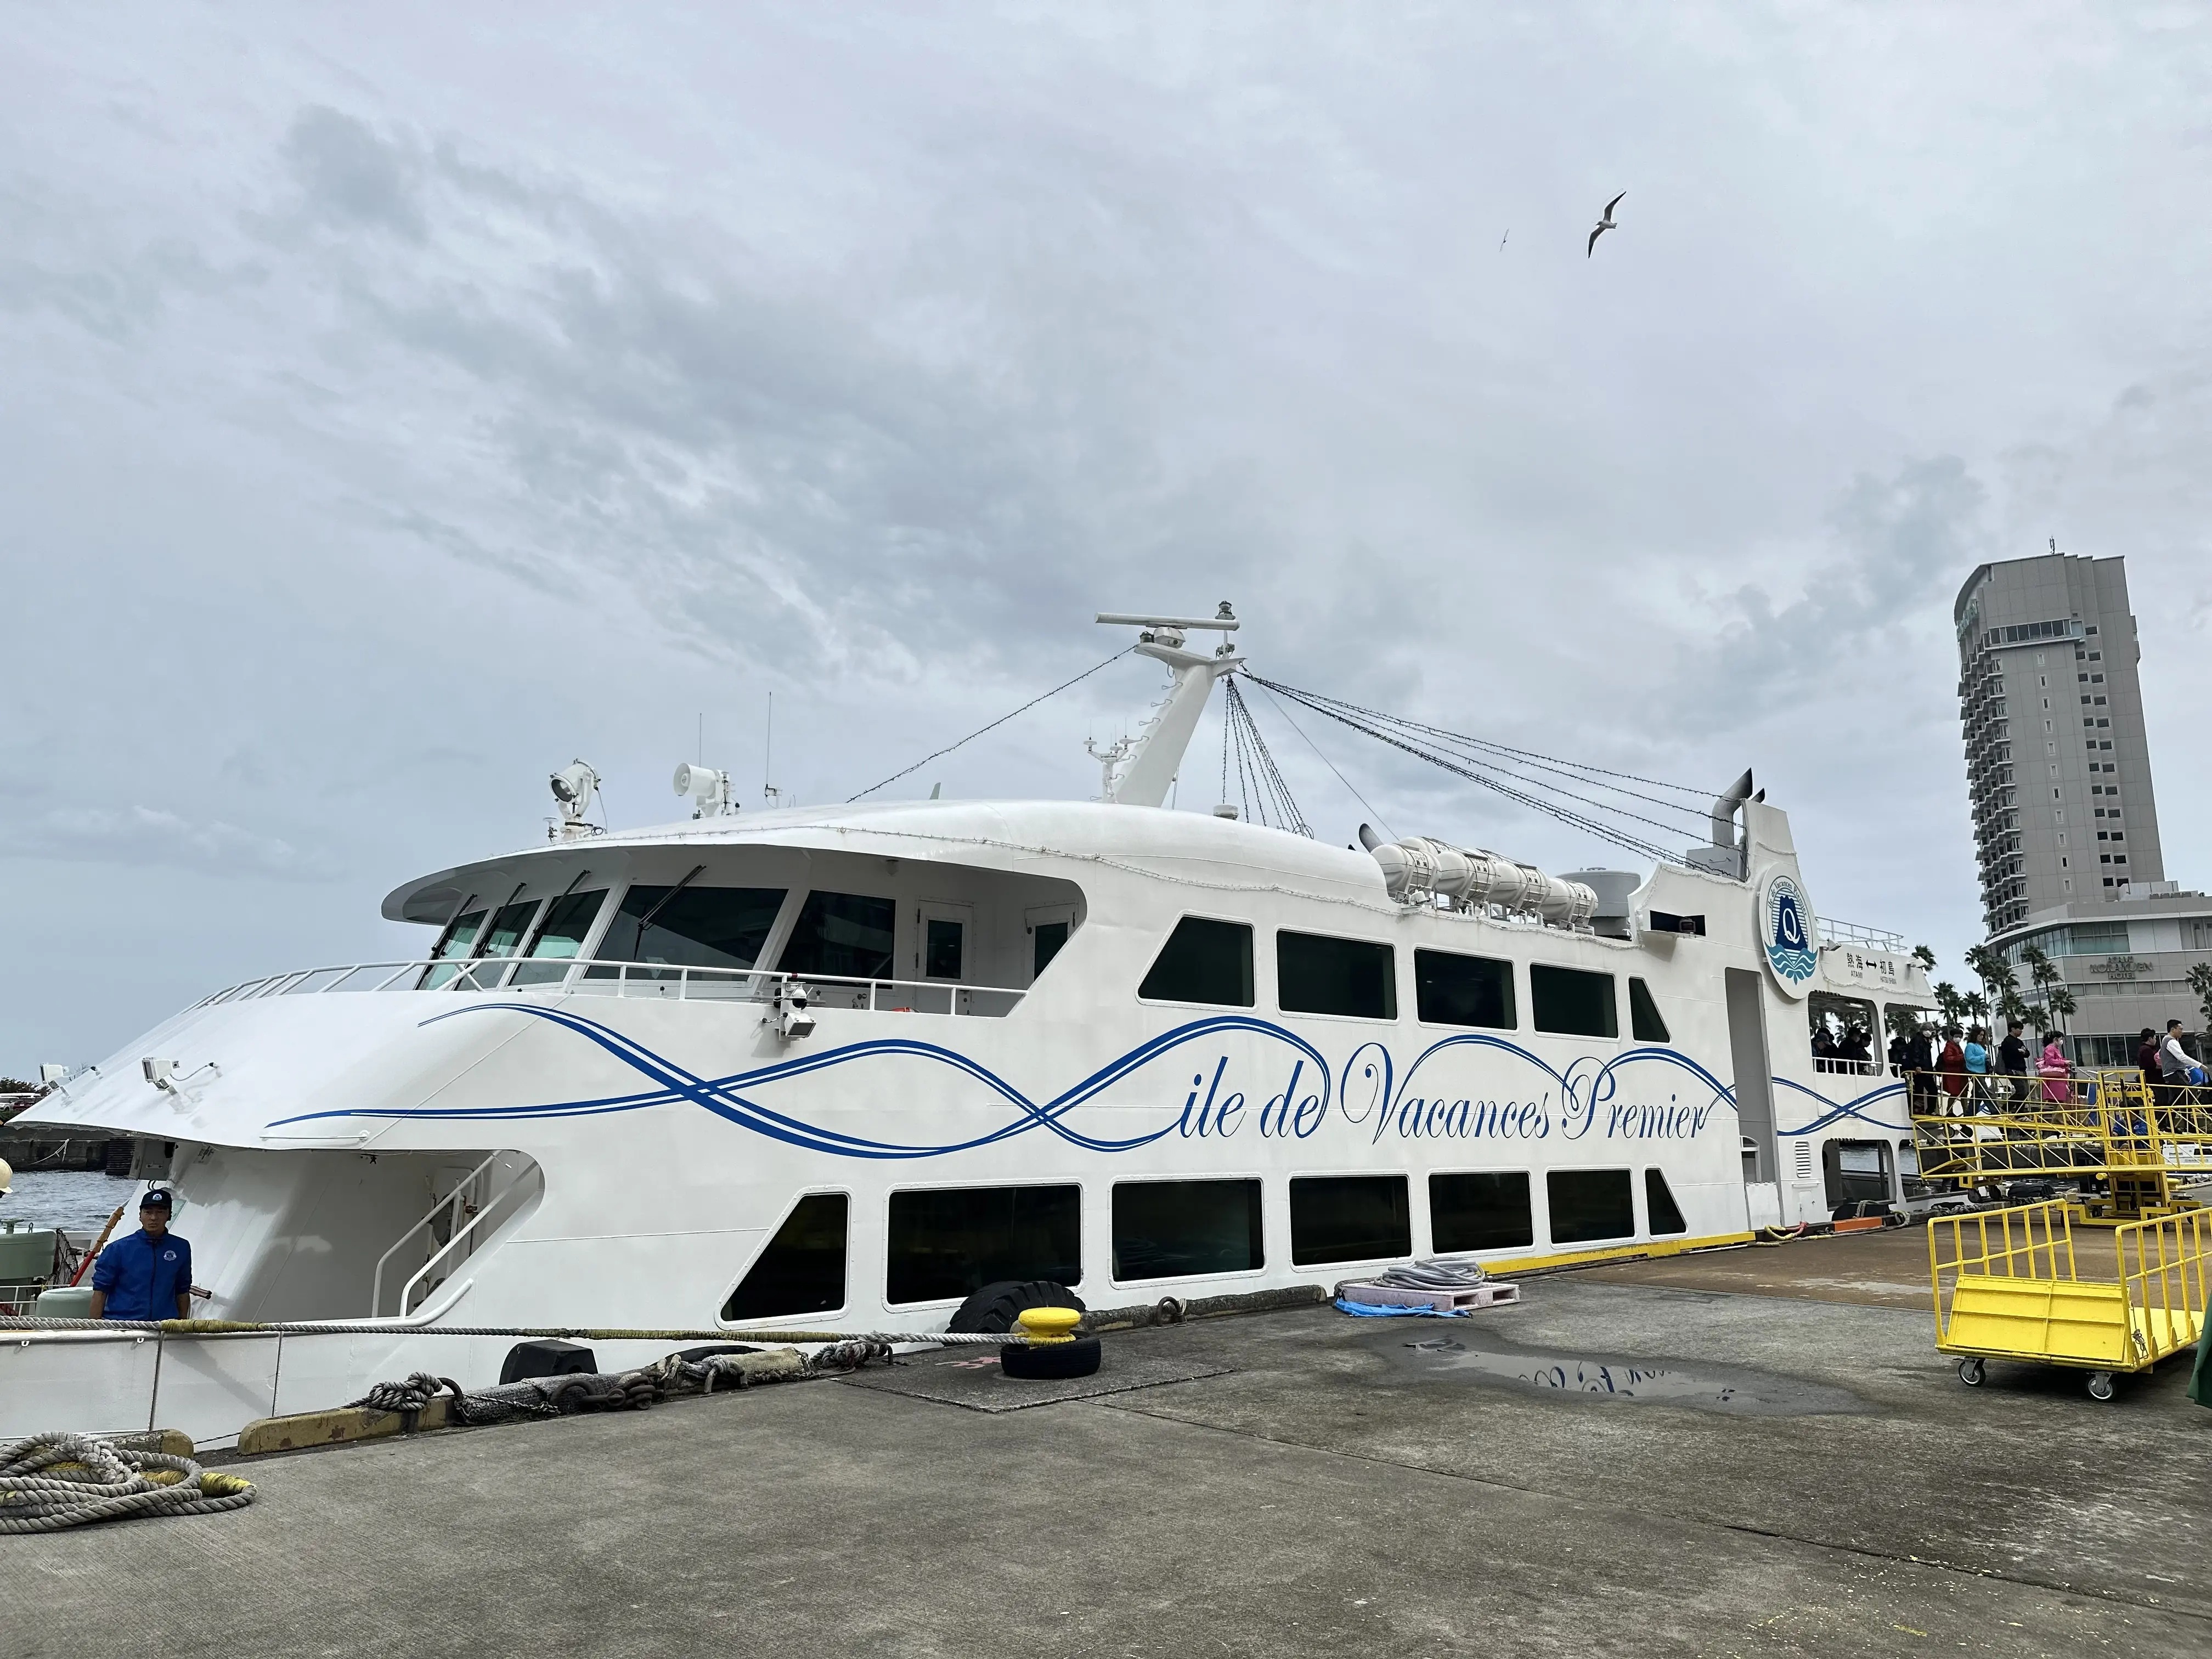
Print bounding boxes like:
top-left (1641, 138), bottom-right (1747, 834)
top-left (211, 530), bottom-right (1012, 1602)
top-left (194, 960), bottom-right (1028, 1019)
top-left (1817, 918), bottom-right (1909, 952)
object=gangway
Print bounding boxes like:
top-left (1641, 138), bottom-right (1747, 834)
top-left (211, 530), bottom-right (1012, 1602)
top-left (1908, 1069), bottom-right (2211, 1223)
top-left (1929, 1200), bottom-right (2208, 1400)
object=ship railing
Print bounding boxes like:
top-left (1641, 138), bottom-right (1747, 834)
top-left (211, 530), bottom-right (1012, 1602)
top-left (371, 1150), bottom-right (540, 1320)
top-left (1816, 918), bottom-right (1909, 952)
top-left (194, 959), bottom-right (1027, 1018)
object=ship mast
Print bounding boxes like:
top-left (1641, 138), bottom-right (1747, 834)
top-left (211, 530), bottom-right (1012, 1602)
top-left (1093, 603), bottom-right (1242, 808)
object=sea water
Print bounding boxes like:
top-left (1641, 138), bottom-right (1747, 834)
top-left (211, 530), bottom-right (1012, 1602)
top-left (1, 1170), bottom-right (143, 1233)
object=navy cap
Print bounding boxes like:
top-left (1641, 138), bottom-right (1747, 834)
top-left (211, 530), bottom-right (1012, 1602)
top-left (139, 1188), bottom-right (174, 1209)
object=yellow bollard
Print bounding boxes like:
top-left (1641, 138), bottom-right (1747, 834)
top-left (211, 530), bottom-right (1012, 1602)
top-left (1013, 1307), bottom-right (1082, 1346)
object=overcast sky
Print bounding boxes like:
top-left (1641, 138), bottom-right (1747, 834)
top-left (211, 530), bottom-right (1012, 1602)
top-left (5, 5), bottom-right (2210, 1074)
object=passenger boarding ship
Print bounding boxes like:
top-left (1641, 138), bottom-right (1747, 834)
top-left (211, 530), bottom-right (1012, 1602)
top-left (6, 608), bottom-right (1935, 1445)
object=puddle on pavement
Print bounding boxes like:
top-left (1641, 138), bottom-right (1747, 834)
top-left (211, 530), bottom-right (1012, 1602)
top-left (1384, 1334), bottom-right (1863, 1417)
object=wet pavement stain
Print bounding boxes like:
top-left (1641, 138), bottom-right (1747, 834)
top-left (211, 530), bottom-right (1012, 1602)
top-left (1375, 1331), bottom-right (1865, 1417)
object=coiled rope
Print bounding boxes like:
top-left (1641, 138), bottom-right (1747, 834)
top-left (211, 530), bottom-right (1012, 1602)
top-left (0, 1433), bottom-right (255, 1533)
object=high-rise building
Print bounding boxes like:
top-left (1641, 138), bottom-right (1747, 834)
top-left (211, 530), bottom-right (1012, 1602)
top-left (1956, 548), bottom-right (2210, 1066)
top-left (1955, 550), bottom-right (2164, 932)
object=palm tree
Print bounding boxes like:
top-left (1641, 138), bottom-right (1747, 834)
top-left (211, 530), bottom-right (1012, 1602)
top-left (2188, 962), bottom-right (2212, 1037)
top-left (1932, 981), bottom-right (1966, 1028)
top-left (1912, 944), bottom-right (1938, 974)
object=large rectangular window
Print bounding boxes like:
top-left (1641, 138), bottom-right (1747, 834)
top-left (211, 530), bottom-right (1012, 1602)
top-left (1139, 917), bottom-right (1254, 1006)
top-left (1112, 1180), bottom-right (1263, 1280)
top-left (598, 884), bottom-right (786, 970)
top-left (1277, 932), bottom-right (1396, 1020)
top-left (1530, 964), bottom-right (1618, 1038)
top-left (510, 889), bottom-right (609, 986)
top-left (1415, 950), bottom-right (1515, 1029)
top-left (1547, 1169), bottom-right (1634, 1244)
top-left (886, 1184), bottom-right (1081, 1305)
top-left (721, 1193), bottom-right (847, 1320)
top-left (1289, 1175), bottom-right (1411, 1266)
top-left (1429, 1171), bottom-right (1534, 1251)
top-left (778, 891), bottom-right (896, 980)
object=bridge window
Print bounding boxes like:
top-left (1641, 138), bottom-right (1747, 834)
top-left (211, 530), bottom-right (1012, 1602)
top-left (1277, 931), bottom-right (1395, 1019)
top-left (1547, 1169), bottom-right (1634, 1244)
top-left (1414, 949), bottom-right (1515, 1029)
top-left (887, 1184), bottom-right (1081, 1305)
top-left (780, 891), bottom-right (896, 979)
top-left (1628, 978), bottom-right (1670, 1042)
top-left (510, 890), bottom-right (609, 986)
top-left (1430, 1170), bottom-right (1534, 1251)
top-left (478, 899), bottom-right (541, 960)
top-left (1530, 965), bottom-right (1617, 1038)
top-left (722, 1193), bottom-right (847, 1320)
top-left (1139, 917), bottom-right (1254, 1006)
top-left (1290, 1175), bottom-right (1411, 1266)
top-left (1112, 1179), bottom-right (1263, 1280)
top-left (600, 884), bottom-right (787, 970)
top-left (419, 907), bottom-right (487, 988)
top-left (1644, 1169), bottom-right (1686, 1236)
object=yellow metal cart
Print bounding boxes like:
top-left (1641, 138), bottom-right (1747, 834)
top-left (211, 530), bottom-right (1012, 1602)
top-left (1929, 1200), bottom-right (2209, 1400)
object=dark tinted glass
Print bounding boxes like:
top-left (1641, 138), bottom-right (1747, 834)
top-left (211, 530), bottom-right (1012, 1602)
top-left (778, 891), bottom-right (895, 979)
top-left (1277, 932), bottom-right (1396, 1019)
top-left (1628, 978), bottom-right (1670, 1042)
top-left (925, 918), bottom-right (964, 979)
top-left (886, 1185), bottom-right (1081, 1305)
top-left (1289, 1175), bottom-right (1411, 1266)
top-left (1429, 1171), bottom-right (1534, 1251)
top-left (1530, 965), bottom-right (1618, 1037)
top-left (600, 885), bottom-right (786, 969)
top-left (1033, 921), bottom-right (1069, 978)
top-left (1548, 1169), bottom-right (1634, 1243)
top-left (721, 1193), bottom-right (847, 1319)
top-left (1644, 1169), bottom-right (1686, 1236)
top-left (1138, 917), bottom-right (1254, 1006)
top-left (1415, 950), bottom-right (1515, 1029)
top-left (1112, 1180), bottom-right (1263, 1280)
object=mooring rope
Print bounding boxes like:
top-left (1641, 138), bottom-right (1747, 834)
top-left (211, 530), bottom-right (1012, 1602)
top-left (0, 1432), bottom-right (255, 1533)
top-left (0, 1316), bottom-right (1035, 1345)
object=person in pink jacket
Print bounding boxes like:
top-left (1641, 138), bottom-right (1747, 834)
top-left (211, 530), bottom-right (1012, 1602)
top-left (2038, 1035), bottom-right (2072, 1103)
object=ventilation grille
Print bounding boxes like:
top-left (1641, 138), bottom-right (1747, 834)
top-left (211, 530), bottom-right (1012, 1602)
top-left (1795, 1142), bottom-right (1816, 1181)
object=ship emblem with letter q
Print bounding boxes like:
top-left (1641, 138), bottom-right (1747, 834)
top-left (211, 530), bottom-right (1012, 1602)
top-left (1760, 872), bottom-right (1818, 993)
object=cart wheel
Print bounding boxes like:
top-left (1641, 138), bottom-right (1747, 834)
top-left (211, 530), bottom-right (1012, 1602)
top-left (1957, 1358), bottom-right (1986, 1387)
top-left (2086, 1372), bottom-right (2115, 1402)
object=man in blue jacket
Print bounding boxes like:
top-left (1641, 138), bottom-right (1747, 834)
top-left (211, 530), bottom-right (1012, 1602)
top-left (89, 1188), bottom-right (193, 1321)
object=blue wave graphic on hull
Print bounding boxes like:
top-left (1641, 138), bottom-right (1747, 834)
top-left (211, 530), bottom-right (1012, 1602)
top-left (1773, 1076), bottom-right (1908, 1137)
top-left (266, 1005), bottom-right (1335, 1159)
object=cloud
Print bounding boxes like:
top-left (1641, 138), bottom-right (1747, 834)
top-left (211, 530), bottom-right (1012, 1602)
top-left (282, 106), bottom-right (427, 240)
top-left (20, 806), bottom-right (337, 882)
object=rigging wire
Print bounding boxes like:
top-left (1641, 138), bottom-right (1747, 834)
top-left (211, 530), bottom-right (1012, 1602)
top-left (1222, 676), bottom-right (1312, 837)
top-left (1243, 673), bottom-right (1712, 850)
top-left (1246, 679), bottom-right (1398, 843)
top-left (848, 646), bottom-right (1136, 803)
top-left (1245, 675), bottom-right (1683, 864)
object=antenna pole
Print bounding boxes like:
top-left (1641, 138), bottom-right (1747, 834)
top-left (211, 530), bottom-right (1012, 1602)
top-left (763, 692), bottom-right (775, 807)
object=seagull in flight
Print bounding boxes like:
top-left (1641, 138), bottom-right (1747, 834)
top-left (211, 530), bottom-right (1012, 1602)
top-left (1587, 191), bottom-right (1625, 257)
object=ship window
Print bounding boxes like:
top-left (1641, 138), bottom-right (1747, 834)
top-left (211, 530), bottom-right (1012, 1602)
top-left (924, 918), bottom-right (964, 980)
top-left (601, 885), bottom-right (786, 970)
top-left (1530, 966), bottom-right (1617, 1038)
top-left (1032, 921), bottom-right (1069, 978)
top-left (886, 1184), bottom-right (1081, 1305)
top-left (1628, 978), bottom-right (1670, 1042)
top-left (509, 890), bottom-right (610, 986)
top-left (1112, 1179), bottom-right (1263, 1280)
top-left (1277, 931), bottom-right (1396, 1019)
top-left (1139, 917), bottom-right (1254, 1006)
top-left (721, 1193), bottom-right (847, 1320)
top-left (1644, 1169), bottom-right (1686, 1236)
top-left (478, 899), bottom-right (540, 960)
top-left (1290, 1175), bottom-right (1411, 1266)
top-left (1414, 950), bottom-right (1515, 1029)
top-left (778, 891), bottom-right (895, 980)
top-left (1547, 1169), bottom-right (1633, 1244)
top-left (1430, 1171), bottom-right (1534, 1251)
top-left (419, 907), bottom-right (487, 989)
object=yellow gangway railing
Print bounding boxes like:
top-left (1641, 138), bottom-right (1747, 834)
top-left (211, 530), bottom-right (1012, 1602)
top-left (1930, 1200), bottom-right (2210, 1400)
top-left (1908, 1068), bottom-right (2212, 1221)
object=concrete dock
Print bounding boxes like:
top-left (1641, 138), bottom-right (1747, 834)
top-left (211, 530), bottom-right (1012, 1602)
top-left (9, 1232), bottom-right (2208, 1658)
